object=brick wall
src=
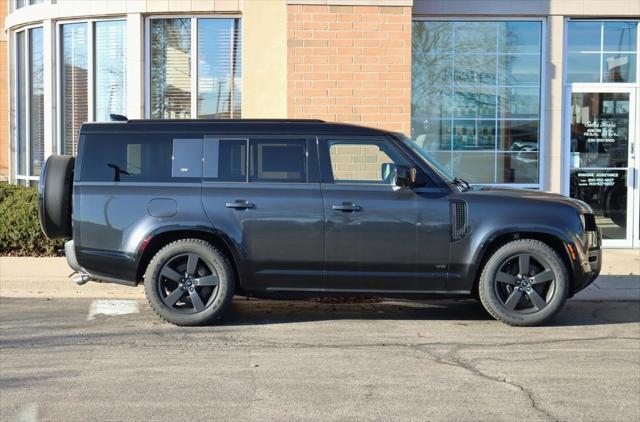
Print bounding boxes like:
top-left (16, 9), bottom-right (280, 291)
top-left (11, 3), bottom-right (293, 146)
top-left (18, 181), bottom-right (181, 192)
top-left (287, 5), bottom-right (412, 135)
top-left (0, 3), bottom-right (8, 181)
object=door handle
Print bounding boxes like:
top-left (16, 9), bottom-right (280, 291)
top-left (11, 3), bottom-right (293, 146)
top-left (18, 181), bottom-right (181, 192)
top-left (332, 202), bottom-right (361, 212)
top-left (225, 200), bottom-right (255, 210)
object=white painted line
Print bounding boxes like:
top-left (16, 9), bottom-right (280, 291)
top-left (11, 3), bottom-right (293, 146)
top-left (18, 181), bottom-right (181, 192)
top-left (87, 299), bottom-right (140, 321)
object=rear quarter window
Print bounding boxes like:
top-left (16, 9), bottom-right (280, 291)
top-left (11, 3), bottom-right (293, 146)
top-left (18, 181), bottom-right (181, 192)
top-left (80, 133), bottom-right (175, 182)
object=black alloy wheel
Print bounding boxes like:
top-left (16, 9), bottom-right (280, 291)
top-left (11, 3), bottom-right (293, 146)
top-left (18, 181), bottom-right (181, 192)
top-left (157, 253), bottom-right (220, 313)
top-left (493, 253), bottom-right (556, 313)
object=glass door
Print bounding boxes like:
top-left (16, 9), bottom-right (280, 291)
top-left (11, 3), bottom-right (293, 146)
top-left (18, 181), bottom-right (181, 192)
top-left (566, 88), bottom-right (637, 247)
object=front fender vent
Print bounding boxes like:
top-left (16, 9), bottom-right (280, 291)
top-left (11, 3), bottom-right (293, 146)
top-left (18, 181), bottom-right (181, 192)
top-left (451, 200), bottom-right (468, 241)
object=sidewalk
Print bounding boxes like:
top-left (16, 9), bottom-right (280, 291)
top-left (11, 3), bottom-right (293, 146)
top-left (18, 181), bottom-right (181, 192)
top-left (0, 250), bottom-right (638, 300)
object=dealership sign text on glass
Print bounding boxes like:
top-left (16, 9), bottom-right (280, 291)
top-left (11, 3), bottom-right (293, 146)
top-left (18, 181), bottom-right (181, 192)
top-left (584, 120), bottom-right (618, 143)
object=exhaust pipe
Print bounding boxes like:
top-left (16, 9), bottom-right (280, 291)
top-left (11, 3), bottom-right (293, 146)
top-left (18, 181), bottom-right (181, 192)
top-left (73, 273), bottom-right (92, 286)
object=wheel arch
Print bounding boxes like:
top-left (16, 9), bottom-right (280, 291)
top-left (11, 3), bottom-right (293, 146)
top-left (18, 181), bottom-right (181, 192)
top-left (470, 230), bottom-right (575, 299)
top-left (135, 227), bottom-right (245, 293)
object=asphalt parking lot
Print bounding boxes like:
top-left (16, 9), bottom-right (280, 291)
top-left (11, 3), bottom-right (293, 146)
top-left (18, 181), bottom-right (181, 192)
top-left (1, 297), bottom-right (639, 421)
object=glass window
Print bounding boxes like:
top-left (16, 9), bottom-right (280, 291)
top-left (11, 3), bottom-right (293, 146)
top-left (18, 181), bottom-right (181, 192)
top-left (204, 139), bottom-right (247, 181)
top-left (197, 19), bottom-right (242, 118)
top-left (150, 18), bottom-right (191, 119)
top-left (603, 21), bottom-right (637, 52)
top-left (16, 31), bottom-right (27, 176)
top-left (29, 27), bottom-right (45, 176)
top-left (172, 138), bottom-right (203, 178)
top-left (566, 53), bottom-right (601, 83)
top-left (94, 20), bottom-right (127, 121)
top-left (14, 0), bottom-right (44, 9)
top-left (149, 17), bottom-right (242, 119)
top-left (567, 21), bottom-right (602, 52)
top-left (412, 20), bottom-right (542, 185)
top-left (499, 21), bottom-right (541, 54)
top-left (81, 134), bottom-right (173, 182)
top-left (567, 20), bottom-right (638, 83)
top-left (250, 140), bottom-right (307, 183)
top-left (61, 23), bottom-right (88, 155)
top-left (603, 53), bottom-right (636, 83)
top-left (328, 140), bottom-right (410, 184)
top-left (14, 27), bottom-right (45, 179)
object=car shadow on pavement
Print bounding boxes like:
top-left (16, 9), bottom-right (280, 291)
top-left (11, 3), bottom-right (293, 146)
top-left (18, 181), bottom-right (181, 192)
top-left (220, 299), bottom-right (640, 327)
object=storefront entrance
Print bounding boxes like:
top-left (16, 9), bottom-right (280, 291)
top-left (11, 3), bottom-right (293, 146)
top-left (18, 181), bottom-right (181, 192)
top-left (565, 87), bottom-right (639, 247)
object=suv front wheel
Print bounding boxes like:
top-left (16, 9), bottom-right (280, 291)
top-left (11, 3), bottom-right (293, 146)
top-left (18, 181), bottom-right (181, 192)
top-left (479, 239), bottom-right (569, 326)
top-left (144, 239), bottom-right (235, 326)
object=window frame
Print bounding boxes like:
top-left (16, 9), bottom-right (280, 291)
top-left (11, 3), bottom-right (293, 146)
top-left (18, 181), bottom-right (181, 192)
top-left (55, 17), bottom-right (127, 155)
top-left (411, 16), bottom-right (547, 190)
top-left (12, 24), bottom-right (44, 184)
top-left (144, 15), bottom-right (242, 120)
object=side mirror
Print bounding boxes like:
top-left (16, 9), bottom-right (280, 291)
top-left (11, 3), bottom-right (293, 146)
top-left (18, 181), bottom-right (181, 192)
top-left (394, 165), bottom-right (416, 188)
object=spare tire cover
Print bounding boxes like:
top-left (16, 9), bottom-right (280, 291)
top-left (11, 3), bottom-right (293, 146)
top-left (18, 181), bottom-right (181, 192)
top-left (39, 155), bottom-right (75, 240)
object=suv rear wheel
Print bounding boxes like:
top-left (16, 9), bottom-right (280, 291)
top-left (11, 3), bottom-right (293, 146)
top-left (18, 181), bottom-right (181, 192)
top-left (144, 239), bottom-right (235, 326)
top-left (478, 239), bottom-right (568, 326)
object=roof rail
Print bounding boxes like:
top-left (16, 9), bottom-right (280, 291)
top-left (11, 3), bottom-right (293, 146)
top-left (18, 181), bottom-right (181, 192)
top-left (125, 118), bottom-right (325, 123)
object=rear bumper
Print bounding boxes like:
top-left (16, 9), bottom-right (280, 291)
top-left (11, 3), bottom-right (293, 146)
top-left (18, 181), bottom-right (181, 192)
top-left (65, 240), bottom-right (137, 287)
top-left (65, 240), bottom-right (83, 273)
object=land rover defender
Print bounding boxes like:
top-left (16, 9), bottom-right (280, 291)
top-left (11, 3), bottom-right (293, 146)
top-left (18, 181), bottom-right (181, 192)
top-left (38, 119), bottom-right (602, 326)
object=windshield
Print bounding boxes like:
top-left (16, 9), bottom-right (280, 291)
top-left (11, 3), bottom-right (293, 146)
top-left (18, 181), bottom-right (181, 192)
top-left (393, 133), bottom-right (455, 183)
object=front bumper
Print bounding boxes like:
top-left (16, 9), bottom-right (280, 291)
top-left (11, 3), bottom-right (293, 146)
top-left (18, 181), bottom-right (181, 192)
top-left (571, 234), bottom-right (602, 295)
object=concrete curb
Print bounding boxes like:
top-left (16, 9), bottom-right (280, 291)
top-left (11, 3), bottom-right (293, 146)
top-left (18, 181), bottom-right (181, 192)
top-left (1, 250), bottom-right (638, 300)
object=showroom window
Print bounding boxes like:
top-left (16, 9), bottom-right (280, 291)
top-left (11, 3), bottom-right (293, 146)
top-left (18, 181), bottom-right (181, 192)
top-left (412, 20), bottom-right (543, 186)
top-left (148, 17), bottom-right (242, 119)
top-left (567, 21), bottom-right (638, 83)
top-left (14, 0), bottom-right (45, 11)
top-left (14, 26), bottom-right (45, 185)
top-left (59, 19), bottom-right (127, 155)
top-left (94, 20), bottom-right (127, 122)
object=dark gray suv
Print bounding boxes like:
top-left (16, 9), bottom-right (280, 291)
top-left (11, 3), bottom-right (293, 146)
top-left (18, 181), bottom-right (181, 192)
top-left (38, 119), bottom-right (602, 326)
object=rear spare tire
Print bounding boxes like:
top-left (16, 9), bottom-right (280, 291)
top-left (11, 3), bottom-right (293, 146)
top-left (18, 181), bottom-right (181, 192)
top-left (39, 155), bottom-right (75, 239)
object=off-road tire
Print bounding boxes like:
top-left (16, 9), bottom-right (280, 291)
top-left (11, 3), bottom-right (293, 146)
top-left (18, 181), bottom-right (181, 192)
top-left (479, 239), bottom-right (569, 326)
top-left (144, 239), bottom-right (235, 326)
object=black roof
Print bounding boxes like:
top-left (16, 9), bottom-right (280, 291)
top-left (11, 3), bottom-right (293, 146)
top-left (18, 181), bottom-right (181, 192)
top-left (80, 119), bottom-right (392, 137)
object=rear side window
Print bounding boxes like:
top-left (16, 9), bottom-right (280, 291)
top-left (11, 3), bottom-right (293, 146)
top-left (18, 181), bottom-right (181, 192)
top-left (82, 134), bottom-right (172, 182)
top-left (249, 139), bottom-right (307, 183)
top-left (81, 133), bottom-right (203, 182)
top-left (203, 138), bottom-right (247, 182)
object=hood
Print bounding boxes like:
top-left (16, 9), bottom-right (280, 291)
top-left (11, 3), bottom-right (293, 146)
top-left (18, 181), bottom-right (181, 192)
top-left (462, 186), bottom-right (593, 214)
